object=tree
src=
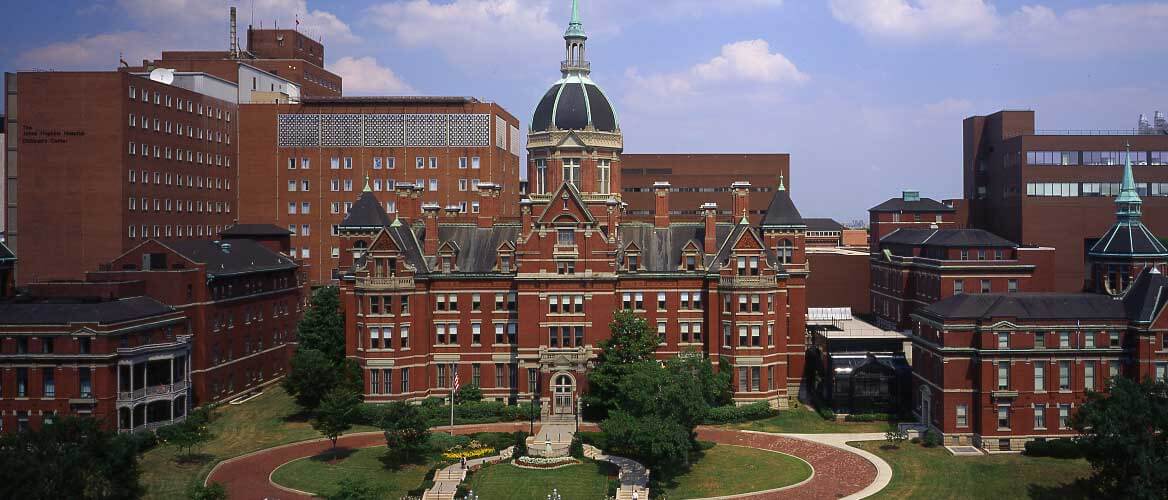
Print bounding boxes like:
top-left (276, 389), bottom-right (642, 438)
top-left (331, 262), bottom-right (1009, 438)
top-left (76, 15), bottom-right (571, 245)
top-left (283, 348), bottom-right (341, 410)
top-left (297, 286), bottom-right (346, 363)
top-left (1074, 377), bottom-right (1168, 499)
top-left (0, 416), bottom-right (144, 499)
top-left (326, 477), bottom-right (378, 500)
top-left (455, 383), bottom-right (483, 404)
top-left (380, 402), bottom-right (431, 459)
top-left (314, 388), bottom-right (360, 453)
top-left (597, 310), bottom-right (658, 365)
top-left (512, 431), bottom-right (529, 458)
top-left (186, 482), bottom-right (228, 500)
top-left (158, 407), bottom-right (214, 458)
top-left (600, 411), bottom-right (693, 476)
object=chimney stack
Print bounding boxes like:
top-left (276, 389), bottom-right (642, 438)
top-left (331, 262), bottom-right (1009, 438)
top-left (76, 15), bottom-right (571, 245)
top-left (606, 197), bottom-right (621, 242)
top-left (422, 203), bottom-right (441, 255)
top-left (477, 182), bottom-right (502, 228)
top-left (229, 7), bottom-right (240, 59)
top-left (653, 181), bottom-right (671, 228)
top-left (520, 198), bottom-right (534, 238)
top-left (701, 202), bottom-right (719, 252)
top-left (731, 181), bottom-right (751, 222)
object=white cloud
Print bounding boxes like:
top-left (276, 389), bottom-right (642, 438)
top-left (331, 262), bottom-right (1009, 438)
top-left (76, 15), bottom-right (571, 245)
top-left (831, 0), bottom-right (1168, 57)
top-left (116, 0), bottom-right (356, 42)
top-left (828, 0), bottom-right (999, 41)
top-left (330, 56), bottom-right (415, 94)
top-left (18, 31), bottom-right (157, 69)
top-left (692, 40), bottom-right (808, 85)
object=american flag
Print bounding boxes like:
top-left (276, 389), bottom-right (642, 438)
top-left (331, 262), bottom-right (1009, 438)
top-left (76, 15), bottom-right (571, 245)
top-left (451, 364), bottom-right (460, 392)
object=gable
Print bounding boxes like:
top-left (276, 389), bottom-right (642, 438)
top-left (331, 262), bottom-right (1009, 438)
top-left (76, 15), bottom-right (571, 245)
top-left (367, 230), bottom-right (401, 254)
top-left (555, 131), bottom-right (587, 149)
top-left (732, 228), bottom-right (765, 252)
top-left (536, 182), bottom-right (597, 225)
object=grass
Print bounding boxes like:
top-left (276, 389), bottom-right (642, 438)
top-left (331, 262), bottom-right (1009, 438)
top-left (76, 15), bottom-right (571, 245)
top-left (464, 461), bottom-right (616, 500)
top-left (852, 441), bottom-right (1094, 499)
top-left (724, 405), bottom-right (896, 434)
top-left (138, 386), bottom-right (378, 499)
top-left (657, 444), bottom-right (812, 499)
top-left (270, 446), bottom-right (432, 498)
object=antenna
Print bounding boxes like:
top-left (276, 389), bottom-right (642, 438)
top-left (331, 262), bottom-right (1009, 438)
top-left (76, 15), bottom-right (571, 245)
top-left (229, 7), bottom-right (240, 58)
top-left (149, 68), bottom-right (174, 85)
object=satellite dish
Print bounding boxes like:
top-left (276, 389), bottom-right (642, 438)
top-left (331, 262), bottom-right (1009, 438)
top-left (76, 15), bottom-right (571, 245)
top-left (149, 68), bottom-right (175, 85)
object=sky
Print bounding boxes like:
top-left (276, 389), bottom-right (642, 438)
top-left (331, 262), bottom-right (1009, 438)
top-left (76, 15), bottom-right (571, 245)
top-left (4, 0), bottom-right (1168, 222)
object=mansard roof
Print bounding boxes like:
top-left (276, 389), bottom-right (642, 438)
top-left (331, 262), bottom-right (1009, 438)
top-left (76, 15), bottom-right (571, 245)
top-left (881, 228), bottom-right (1018, 248)
top-left (164, 239), bottom-right (299, 278)
top-left (918, 293), bottom-right (1127, 322)
top-left (1123, 268), bottom-right (1168, 324)
top-left (341, 191), bottom-right (394, 229)
top-left (760, 189), bottom-right (805, 229)
top-left (431, 224), bottom-right (521, 274)
top-left (1088, 222), bottom-right (1168, 258)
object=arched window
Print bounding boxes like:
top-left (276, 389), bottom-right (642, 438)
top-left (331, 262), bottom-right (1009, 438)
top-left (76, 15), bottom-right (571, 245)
top-left (777, 239), bottom-right (794, 264)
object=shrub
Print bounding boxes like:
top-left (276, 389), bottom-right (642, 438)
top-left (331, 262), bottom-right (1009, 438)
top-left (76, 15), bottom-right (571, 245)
top-left (512, 431), bottom-right (528, 458)
top-left (1023, 438), bottom-right (1084, 459)
top-left (845, 413), bottom-right (895, 422)
top-left (569, 436), bottom-right (584, 458)
top-left (921, 429), bottom-right (943, 448)
top-left (576, 431), bottom-right (608, 451)
top-left (186, 482), bottom-right (227, 500)
top-left (128, 430), bottom-right (159, 453)
top-left (884, 428), bottom-right (909, 448)
top-left (470, 432), bottom-right (520, 452)
top-left (702, 402), bottom-right (776, 424)
top-left (816, 406), bottom-right (836, 421)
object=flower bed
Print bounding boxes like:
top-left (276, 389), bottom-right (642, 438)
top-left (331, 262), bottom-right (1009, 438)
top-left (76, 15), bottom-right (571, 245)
top-left (513, 455), bottom-right (579, 469)
top-left (442, 440), bottom-right (497, 460)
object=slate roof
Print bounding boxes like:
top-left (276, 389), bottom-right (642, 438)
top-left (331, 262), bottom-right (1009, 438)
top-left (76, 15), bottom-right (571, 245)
top-left (1089, 222), bottom-right (1168, 257)
top-left (434, 224), bottom-right (521, 274)
top-left (164, 239), bottom-right (298, 278)
top-left (760, 189), bottom-right (805, 228)
top-left (1123, 268), bottom-right (1168, 324)
top-left (220, 224), bottom-right (292, 237)
top-left (881, 228), bottom-right (1017, 248)
top-left (0, 296), bottom-right (177, 326)
top-left (0, 241), bottom-right (13, 262)
top-left (805, 218), bottom-right (844, 232)
top-left (619, 222), bottom-right (737, 273)
top-left (918, 293), bottom-right (1127, 322)
top-left (869, 197), bottom-right (954, 213)
top-left (341, 191), bottom-right (394, 228)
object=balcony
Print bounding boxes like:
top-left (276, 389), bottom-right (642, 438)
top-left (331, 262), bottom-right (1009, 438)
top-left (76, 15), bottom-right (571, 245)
top-left (357, 276), bottom-right (415, 291)
top-left (118, 379), bottom-right (189, 405)
top-left (719, 275), bottom-right (777, 289)
top-left (561, 60), bottom-right (590, 72)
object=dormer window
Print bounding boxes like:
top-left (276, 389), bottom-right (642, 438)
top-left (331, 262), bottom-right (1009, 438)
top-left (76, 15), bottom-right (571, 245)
top-left (627, 254), bottom-right (639, 271)
top-left (441, 255), bottom-right (454, 272)
top-left (500, 255), bottom-right (512, 272)
top-left (685, 255), bottom-right (697, 272)
top-left (736, 256), bottom-right (760, 276)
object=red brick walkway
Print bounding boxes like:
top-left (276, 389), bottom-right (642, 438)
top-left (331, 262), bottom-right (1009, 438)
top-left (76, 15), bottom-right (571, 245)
top-left (207, 423), bottom-right (878, 499)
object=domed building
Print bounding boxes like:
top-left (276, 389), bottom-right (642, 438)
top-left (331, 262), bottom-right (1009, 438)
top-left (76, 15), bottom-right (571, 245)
top-left (527, 0), bottom-right (623, 210)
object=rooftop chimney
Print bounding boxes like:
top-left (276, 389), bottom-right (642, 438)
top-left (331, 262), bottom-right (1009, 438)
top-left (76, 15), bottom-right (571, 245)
top-left (731, 181), bottom-right (751, 223)
top-left (229, 7), bottom-right (240, 59)
top-left (422, 203), bottom-right (441, 256)
top-left (606, 198), bottom-right (621, 242)
top-left (477, 182), bottom-right (502, 228)
top-left (653, 181), bottom-right (671, 228)
top-left (702, 202), bottom-right (719, 252)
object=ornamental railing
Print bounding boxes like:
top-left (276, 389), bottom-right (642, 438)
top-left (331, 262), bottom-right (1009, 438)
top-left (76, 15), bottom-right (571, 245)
top-left (719, 275), bottom-right (777, 289)
top-left (357, 276), bottom-right (415, 290)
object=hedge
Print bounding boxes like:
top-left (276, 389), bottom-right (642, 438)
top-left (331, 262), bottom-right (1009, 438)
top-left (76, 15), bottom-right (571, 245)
top-left (844, 413), bottom-right (895, 422)
top-left (1023, 438), bottom-right (1084, 459)
top-left (356, 400), bottom-right (539, 427)
top-left (703, 402), bottom-right (776, 424)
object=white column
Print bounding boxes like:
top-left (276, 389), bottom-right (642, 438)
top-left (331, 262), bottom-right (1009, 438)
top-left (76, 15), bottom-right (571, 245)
top-left (129, 363), bottom-right (134, 394)
top-left (169, 358), bottom-right (174, 386)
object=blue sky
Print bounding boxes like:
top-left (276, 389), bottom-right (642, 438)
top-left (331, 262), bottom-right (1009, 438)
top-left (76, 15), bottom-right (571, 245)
top-left (4, 0), bottom-right (1168, 222)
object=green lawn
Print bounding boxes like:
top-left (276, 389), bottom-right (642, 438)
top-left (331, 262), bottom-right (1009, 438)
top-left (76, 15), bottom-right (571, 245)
top-left (724, 405), bottom-right (896, 434)
top-left (657, 444), bottom-right (812, 499)
top-left (138, 386), bottom-right (377, 499)
top-left (271, 446), bottom-right (432, 498)
top-left (852, 441), bottom-right (1094, 499)
top-left (465, 461), bottom-right (616, 500)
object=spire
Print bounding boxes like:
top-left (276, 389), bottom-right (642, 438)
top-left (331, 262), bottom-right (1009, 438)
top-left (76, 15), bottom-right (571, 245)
top-left (565, 0), bottom-right (586, 38)
top-left (363, 175), bottom-right (372, 193)
top-left (778, 174), bottom-right (786, 192)
top-left (1116, 142), bottom-right (1142, 223)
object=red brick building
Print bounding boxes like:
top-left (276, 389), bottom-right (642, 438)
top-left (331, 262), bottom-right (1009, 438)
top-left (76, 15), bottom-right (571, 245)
top-left (868, 191), bottom-right (960, 252)
top-left (237, 97), bottom-right (522, 285)
top-left (3, 71), bottom-right (238, 285)
top-left (964, 109), bottom-right (1168, 292)
top-left (335, 8), bottom-right (810, 412)
top-left (84, 236), bottom-right (306, 405)
top-left (620, 154), bottom-right (788, 223)
top-left (0, 295), bottom-right (191, 433)
top-left (871, 228), bottom-right (1055, 330)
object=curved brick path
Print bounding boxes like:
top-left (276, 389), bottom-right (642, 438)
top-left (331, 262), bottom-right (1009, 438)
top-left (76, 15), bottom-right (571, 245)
top-left (206, 423), bottom-right (883, 500)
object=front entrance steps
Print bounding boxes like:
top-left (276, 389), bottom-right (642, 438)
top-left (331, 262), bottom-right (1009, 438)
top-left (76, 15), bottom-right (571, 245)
top-left (527, 417), bottom-right (576, 457)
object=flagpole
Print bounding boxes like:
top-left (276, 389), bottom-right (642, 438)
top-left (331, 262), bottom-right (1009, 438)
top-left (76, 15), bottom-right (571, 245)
top-left (450, 363), bottom-right (457, 435)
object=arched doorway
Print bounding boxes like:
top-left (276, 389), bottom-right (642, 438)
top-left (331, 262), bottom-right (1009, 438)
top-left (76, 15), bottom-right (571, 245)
top-left (552, 373), bottom-right (575, 415)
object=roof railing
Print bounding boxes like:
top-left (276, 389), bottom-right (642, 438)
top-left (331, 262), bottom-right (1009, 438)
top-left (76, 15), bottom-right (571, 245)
top-left (1034, 129), bottom-right (1164, 136)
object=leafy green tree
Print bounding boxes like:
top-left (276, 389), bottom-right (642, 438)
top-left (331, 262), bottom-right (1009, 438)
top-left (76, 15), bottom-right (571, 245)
top-left (283, 348), bottom-right (341, 410)
top-left (0, 417), bottom-right (144, 499)
top-left (669, 354), bottom-right (732, 408)
top-left (1074, 377), bottom-right (1168, 499)
top-left (314, 388), bottom-right (360, 453)
top-left (326, 477), bottom-right (379, 500)
top-left (598, 310), bottom-right (658, 365)
top-left (455, 383), bottom-right (483, 404)
top-left (513, 431), bottom-right (529, 458)
top-left (297, 286), bottom-right (346, 363)
top-left (158, 407), bottom-right (214, 457)
top-left (186, 482), bottom-right (228, 500)
top-left (380, 402), bottom-right (431, 459)
top-left (600, 411), bottom-right (693, 475)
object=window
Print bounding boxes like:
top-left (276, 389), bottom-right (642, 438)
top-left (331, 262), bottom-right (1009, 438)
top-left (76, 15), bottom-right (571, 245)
top-left (1059, 332), bottom-right (1071, 349)
top-left (980, 279), bottom-right (991, 293)
top-left (1034, 404), bottom-right (1046, 429)
top-left (459, 157), bottom-right (468, 169)
top-left (597, 159), bottom-right (611, 194)
top-left (657, 321), bottom-right (666, 344)
top-left (535, 159), bottom-right (548, 194)
top-left (997, 361), bottom-right (1010, 390)
top-left (16, 368), bottom-right (27, 397)
top-left (557, 229), bottom-right (575, 245)
top-left (1085, 361), bottom-right (1096, 391)
top-left (428, 157), bottom-right (438, 169)
top-left (42, 368), bottom-right (55, 397)
top-left (997, 332), bottom-right (1009, 349)
top-left (471, 157), bottom-right (480, 169)
top-left (657, 292), bottom-right (667, 311)
top-left (956, 404), bottom-right (968, 427)
top-left (1008, 279), bottom-right (1018, 293)
top-left (495, 363), bottom-right (505, 388)
top-left (954, 280), bottom-right (964, 294)
top-left (302, 158), bottom-right (311, 169)
top-left (776, 240), bottom-right (794, 264)
top-left (997, 405), bottom-right (1010, 429)
top-left (79, 368), bottom-right (92, 399)
top-left (429, 179), bottom-right (438, 191)
top-left (1059, 361), bottom-right (1071, 390)
top-left (1034, 361), bottom-right (1046, 392)
top-left (1058, 404), bottom-right (1071, 429)
top-left (401, 368), bottom-right (410, 393)
top-left (1111, 331), bottom-right (1121, 348)
top-left (472, 323), bottom-right (481, 345)
top-left (562, 158), bottom-right (581, 188)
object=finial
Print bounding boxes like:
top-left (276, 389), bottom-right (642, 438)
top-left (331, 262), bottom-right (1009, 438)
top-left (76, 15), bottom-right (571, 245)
top-left (565, 0), bottom-right (586, 38)
top-left (778, 174), bottom-right (786, 192)
top-left (363, 175), bottom-right (372, 192)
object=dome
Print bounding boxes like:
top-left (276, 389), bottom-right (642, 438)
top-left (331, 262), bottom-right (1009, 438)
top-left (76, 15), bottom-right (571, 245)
top-left (531, 74), bottom-right (619, 133)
